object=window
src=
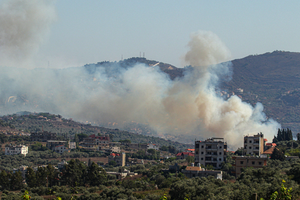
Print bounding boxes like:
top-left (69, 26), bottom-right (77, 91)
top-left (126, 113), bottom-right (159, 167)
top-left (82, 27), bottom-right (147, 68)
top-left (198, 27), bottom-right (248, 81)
top-left (249, 140), bottom-right (252, 143)
top-left (201, 158), bottom-right (203, 160)
top-left (201, 152), bottom-right (204, 154)
top-left (240, 161), bottom-right (244, 164)
top-left (259, 162), bottom-right (262, 165)
top-left (201, 145), bottom-right (204, 148)
top-left (196, 144), bottom-right (199, 148)
top-left (219, 152), bottom-right (222, 155)
top-left (219, 158), bottom-right (222, 161)
top-left (249, 147), bottom-right (252, 149)
top-left (252, 161), bottom-right (255, 165)
top-left (219, 146), bottom-right (222, 149)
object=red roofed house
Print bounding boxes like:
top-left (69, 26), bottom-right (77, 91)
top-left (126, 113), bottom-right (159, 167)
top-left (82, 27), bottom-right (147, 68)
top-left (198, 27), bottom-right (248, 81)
top-left (185, 149), bottom-right (195, 153)
top-left (265, 143), bottom-right (276, 150)
top-left (176, 152), bottom-right (194, 159)
top-left (108, 152), bottom-right (126, 166)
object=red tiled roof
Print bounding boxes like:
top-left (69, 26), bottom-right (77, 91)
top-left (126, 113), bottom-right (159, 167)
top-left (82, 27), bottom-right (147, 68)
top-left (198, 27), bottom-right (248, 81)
top-left (263, 146), bottom-right (276, 154)
top-left (110, 153), bottom-right (120, 157)
top-left (176, 152), bottom-right (194, 156)
top-left (266, 143), bottom-right (277, 146)
top-left (186, 149), bottom-right (195, 151)
top-left (264, 139), bottom-right (268, 141)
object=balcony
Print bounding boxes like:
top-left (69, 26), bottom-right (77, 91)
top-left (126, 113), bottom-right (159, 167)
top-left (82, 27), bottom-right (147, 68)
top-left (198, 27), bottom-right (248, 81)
top-left (205, 160), bottom-right (218, 163)
top-left (205, 148), bottom-right (218, 151)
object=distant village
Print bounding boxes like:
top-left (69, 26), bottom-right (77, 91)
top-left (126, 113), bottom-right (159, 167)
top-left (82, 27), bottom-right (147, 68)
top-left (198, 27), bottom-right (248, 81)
top-left (3, 129), bottom-right (293, 182)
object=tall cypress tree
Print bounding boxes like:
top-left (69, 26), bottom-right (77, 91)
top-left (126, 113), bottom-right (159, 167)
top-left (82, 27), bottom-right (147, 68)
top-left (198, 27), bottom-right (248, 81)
top-left (25, 167), bottom-right (37, 188)
top-left (87, 162), bottom-right (107, 186)
top-left (0, 170), bottom-right (11, 190)
top-left (277, 129), bottom-right (282, 141)
top-left (10, 171), bottom-right (24, 190)
top-left (297, 133), bottom-right (300, 142)
top-left (289, 129), bottom-right (293, 140)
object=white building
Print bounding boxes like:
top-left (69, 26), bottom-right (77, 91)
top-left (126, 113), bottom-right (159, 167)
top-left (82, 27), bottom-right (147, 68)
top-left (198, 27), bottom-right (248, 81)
top-left (5, 145), bottom-right (28, 156)
top-left (53, 145), bottom-right (69, 154)
top-left (69, 141), bottom-right (76, 149)
top-left (244, 133), bottom-right (265, 156)
top-left (194, 138), bottom-right (227, 169)
top-left (147, 143), bottom-right (159, 150)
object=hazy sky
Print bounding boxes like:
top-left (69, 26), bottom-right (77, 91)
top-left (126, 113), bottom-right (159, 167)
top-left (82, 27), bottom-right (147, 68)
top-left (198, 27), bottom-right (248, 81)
top-left (35, 1), bottom-right (300, 69)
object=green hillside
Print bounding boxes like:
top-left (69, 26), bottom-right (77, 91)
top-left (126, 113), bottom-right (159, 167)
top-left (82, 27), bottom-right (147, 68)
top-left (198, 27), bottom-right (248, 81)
top-left (0, 112), bottom-right (192, 150)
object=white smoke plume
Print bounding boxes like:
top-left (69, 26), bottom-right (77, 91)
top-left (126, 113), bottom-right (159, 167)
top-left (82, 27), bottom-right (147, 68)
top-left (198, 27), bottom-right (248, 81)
top-left (0, 0), bottom-right (56, 67)
top-left (0, 0), bottom-right (280, 148)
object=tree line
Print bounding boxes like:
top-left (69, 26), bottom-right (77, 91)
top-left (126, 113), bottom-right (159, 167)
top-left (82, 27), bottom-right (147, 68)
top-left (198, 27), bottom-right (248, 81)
top-left (273, 128), bottom-right (293, 143)
top-left (0, 159), bottom-right (107, 191)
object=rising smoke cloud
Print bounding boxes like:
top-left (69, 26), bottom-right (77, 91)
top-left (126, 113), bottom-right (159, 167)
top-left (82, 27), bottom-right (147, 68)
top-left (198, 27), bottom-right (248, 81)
top-left (0, 0), bottom-right (56, 67)
top-left (0, 1), bottom-right (280, 148)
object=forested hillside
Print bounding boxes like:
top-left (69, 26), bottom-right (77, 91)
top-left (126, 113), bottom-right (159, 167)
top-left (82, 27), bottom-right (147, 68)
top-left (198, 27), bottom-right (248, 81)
top-left (0, 112), bottom-right (192, 150)
top-left (223, 51), bottom-right (300, 134)
top-left (85, 51), bottom-right (300, 135)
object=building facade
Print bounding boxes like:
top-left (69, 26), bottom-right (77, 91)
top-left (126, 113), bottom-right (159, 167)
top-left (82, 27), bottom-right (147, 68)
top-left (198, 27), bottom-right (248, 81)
top-left (53, 145), bottom-right (69, 154)
top-left (182, 164), bottom-right (222, 180)
top-left (31, 131), bottom-right (57, 142)
top-left (232, 156), bottom-right (267, 177)
top-left (46, 140), bottom-right (67, 149)
top-left (81, 134), bottom-right (110, 150)
top-left (5, 145), bottom-right (28, 156)
top-left (194, 138), bottom-right (227, 169)
top-left (244, 133), bottom-right (265, 156)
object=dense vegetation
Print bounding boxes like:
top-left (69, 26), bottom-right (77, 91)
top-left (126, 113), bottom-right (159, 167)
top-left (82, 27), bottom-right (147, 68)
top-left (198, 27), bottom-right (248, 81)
top-left (0, 112), bottom-right (192, 150)
top-left (1, 158), bottom-right (300, 199)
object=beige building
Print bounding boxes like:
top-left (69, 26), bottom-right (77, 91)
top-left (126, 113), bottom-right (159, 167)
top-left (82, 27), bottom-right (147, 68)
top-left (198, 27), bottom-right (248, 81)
top-left (232, 156), bottom-right (267, 177)
top-left (194, 138), bottom-right (227, 169)
top-left (244, 133), bottom-right (265, 156)
top-left (182, 164), bottom-right (222, 180)
top-left (5, 145), bottom-right (28, 156)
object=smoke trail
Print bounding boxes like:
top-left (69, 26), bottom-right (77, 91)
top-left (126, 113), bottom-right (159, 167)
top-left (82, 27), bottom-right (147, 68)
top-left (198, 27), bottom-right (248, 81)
top-left (183, 31), bottom-right (280, 146)
top-left (0, 0), bottom-right (56, 67)
top-left (0, 0), bottom-right (280, 148)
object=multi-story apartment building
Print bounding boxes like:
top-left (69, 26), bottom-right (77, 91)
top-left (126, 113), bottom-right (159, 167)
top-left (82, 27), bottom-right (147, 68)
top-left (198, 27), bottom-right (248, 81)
top-left (194, 138), bottom-right (227, 169)
top-left (31, 131), bottom-right (57, 142)
top-left (81, 134), bottom-right (110, 150)
top-left (244, 133), bottom-right (265, 156)
top-left (5, 144), bottom-right (28, 156)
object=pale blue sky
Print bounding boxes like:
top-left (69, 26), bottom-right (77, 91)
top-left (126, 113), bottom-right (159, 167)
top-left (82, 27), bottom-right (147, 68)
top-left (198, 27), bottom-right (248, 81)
top-left (37, 1), bottom-right (300, 68)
